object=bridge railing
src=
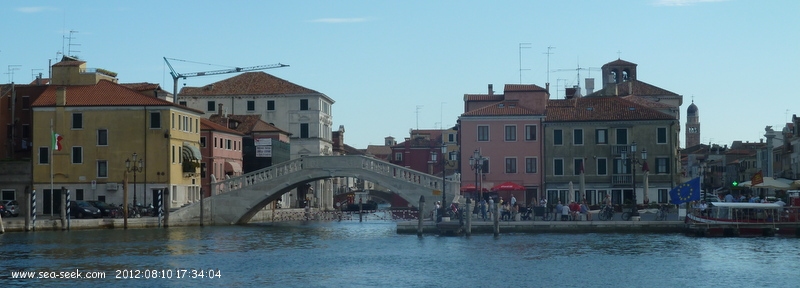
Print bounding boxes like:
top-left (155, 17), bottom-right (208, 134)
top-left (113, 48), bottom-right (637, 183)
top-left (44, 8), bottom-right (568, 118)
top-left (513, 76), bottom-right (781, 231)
top-left (209, 155), bottom-right (457, 198)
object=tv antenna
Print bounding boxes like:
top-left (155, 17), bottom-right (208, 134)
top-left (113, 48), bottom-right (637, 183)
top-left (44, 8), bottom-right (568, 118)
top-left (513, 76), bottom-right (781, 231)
top-left (544, 46), bottom-right (555, 88)
top-left (519, 43), bottom-right (531, 84)
top-left (415, 105), bottom-right (423, 130)
top-left (65, 30), bottom-right (80, 57)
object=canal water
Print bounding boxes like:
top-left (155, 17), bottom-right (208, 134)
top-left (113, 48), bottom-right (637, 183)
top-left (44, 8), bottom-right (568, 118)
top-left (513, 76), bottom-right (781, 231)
top-left (1, 218), bottom-right (799, 287)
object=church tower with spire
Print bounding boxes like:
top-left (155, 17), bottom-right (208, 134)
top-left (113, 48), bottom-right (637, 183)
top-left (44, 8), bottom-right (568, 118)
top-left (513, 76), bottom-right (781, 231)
top-left (685, 100), bottom-right (700, 147)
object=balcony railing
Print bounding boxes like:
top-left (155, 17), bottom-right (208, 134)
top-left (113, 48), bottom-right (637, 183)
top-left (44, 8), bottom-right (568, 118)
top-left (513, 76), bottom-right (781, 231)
top-left (611, 174), bottom-right (632, 185)
top-left (611, 145), bottom-right (628, 155)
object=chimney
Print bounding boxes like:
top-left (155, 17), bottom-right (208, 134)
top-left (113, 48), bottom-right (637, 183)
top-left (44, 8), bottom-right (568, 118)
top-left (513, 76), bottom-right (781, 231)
top-left (56, 87), bottom-right (67, 106)
top-left (488, 84), bottom-right (493, 96)
top-left (218, 103), bottom-right (223, 116)
top-left (585, 78), bottom-right (594, 95)
top-left (546, 83), bottom-right (550, 94)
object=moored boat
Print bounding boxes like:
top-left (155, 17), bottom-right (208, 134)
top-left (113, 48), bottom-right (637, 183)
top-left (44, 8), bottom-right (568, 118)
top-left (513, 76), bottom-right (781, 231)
top-left (686, 202), bottom-right (800, 237)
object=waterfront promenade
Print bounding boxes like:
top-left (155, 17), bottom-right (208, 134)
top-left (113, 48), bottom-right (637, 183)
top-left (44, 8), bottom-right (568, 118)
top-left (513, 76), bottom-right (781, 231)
top-left (397, 218), bottom-right (687, 234)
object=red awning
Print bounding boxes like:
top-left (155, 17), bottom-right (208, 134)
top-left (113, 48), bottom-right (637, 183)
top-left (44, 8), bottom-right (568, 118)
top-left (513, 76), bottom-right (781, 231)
top-left (460, 184), bottom-right (488, 192)
top-left (491, 182), bottom-right (526, 191)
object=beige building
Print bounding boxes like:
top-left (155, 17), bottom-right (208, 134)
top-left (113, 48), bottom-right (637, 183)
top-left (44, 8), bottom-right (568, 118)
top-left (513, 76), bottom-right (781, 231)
top-left (31, 57), bottom-right (204, 214)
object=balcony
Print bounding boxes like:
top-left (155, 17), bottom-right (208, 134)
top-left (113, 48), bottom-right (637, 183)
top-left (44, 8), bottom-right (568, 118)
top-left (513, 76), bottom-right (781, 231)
top-left (611, 145), bottom-right (628, 155)
top-left (611, 174), bottom-right (632, 185)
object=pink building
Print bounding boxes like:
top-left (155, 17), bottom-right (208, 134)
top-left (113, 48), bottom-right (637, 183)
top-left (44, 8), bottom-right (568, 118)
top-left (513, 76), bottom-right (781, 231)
top-left (459, 84), bottom-right (548, 205)
top-left (200, 118), bottom-right (245, 197)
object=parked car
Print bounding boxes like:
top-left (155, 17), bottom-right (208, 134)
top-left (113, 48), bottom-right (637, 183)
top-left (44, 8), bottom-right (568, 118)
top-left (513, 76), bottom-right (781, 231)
top-left (86, 200), bottom-right (121, 218)
top-left (0, 200), bottom-right (20, 217)
top-left (69, 200), bottom-right (101, 219)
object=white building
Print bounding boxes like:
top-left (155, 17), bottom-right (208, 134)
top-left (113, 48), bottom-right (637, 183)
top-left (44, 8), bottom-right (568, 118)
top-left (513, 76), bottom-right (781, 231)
top-left (178, 72), bottom-right (336, 208)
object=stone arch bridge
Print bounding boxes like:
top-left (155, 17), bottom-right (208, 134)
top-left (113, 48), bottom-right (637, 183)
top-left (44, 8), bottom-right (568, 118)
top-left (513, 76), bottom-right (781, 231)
top-left (170, 155), bottom-right (458, 225)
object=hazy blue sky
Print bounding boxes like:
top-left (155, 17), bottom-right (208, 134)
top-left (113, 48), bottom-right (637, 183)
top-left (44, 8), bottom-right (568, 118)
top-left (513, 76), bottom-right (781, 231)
top-left (2, 0), bottom-right (798, 149)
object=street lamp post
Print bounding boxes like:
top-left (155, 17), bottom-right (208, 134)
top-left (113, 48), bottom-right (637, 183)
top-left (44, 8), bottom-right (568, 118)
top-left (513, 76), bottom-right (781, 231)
top-left (126, 152), bottom-right (144, 207)
top-left (469, 149), bottom-right (485, 201)
top-left (622, 142), bottom-right (647, 217)
top-left (429, 149), bottom-right (442, 221)
top-left (440, 144), bottom-right (447, 217)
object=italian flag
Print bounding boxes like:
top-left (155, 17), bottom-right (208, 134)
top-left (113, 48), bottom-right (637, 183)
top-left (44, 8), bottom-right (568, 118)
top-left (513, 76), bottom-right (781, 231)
top-left (52, 132), bottom-right (63, 151)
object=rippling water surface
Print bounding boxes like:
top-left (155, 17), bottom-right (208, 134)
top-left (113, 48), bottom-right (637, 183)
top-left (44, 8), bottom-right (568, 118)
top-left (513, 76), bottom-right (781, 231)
top-left (1, 219), bottom-right (799, 287)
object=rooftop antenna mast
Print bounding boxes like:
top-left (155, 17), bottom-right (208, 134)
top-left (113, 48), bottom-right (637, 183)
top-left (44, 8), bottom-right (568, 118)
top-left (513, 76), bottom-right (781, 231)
top-left (544, 46), bottom-right (555, 90)
top-left (519, 43), bottom-right (531, 84)
top-left (66, 30), bottom-right (80, 57)
top-left (6, 65), bottom-right (21, 83)
top-left (415, 105), bottom-right (423, 130)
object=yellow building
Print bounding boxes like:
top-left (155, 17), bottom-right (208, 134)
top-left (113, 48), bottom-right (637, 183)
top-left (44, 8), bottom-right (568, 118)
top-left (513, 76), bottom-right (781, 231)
top-left (30, 58), bottom-right (204, 215)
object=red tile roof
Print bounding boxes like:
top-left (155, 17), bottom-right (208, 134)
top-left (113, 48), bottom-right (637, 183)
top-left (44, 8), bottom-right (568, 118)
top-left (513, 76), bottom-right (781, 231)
top-left (621, 95), bottom-right (675, 109)
top-left (200, 118), bottom-right (245, 136)
top-left (208, 114), bottom-right (291, 135)
top-left (464, 94), bottom-right (504, 101)
top-left (179, 72), bottom-right (320, 96)
top-left (587, 79), bottom-right (679, 97)
top-left (121, 82), bottom-right (161, 92)
top-left (30, 80), bottom-right (199, 113)
top-left (603, 59), bottom-right (638, 67)
top-left (545, 96), bottom-right (674, 122)
top-left (503, 84), bottom-right (547, 92)
top-left (462, 100), bottom-right (541, 116)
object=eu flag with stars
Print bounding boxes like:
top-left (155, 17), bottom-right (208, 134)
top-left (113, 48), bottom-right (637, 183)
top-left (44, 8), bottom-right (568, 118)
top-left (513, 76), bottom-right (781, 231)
top-left (669, 177), bottom-right (701, 205)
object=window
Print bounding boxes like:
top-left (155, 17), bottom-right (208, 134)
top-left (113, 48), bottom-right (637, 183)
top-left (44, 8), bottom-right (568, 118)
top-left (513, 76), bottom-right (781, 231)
top-left (596, 129), bottom-right (608, 144)
top-left (615, 128), bottom-right (628, 145)
top-left (657, 127), bottom-right (667, 144)
top-left (97, 129), bottom-right (108, 146)
top-left (656, 157), bottom-right (669, 174)
top-left (172, 113), bottom-right (175, 129)
top-left (201, 163), bottom-right (207, 179)
top-left (574, 158), bottom-right (584, 175)
top-left (226, 139), bottom-right (232, 149)
top-left (200, 136), bottom-right (206, 148)
top-left (150, 112), bottom-right (161, 129)
top-left (22, 96), bottom-right (30, 110)
top-left (39, 147), bottom-right (49, 164)
top-left (172, 145), bottom-right (175, 163)
top-left (448, 134), bottom-right (455, 142)
top-left (21, 124), bottom-right (30, 139)
top-left (179, 101), bottom-right (187, 106)
top-left (97, 160), bottom-right (108, 178)
top-left (505, 158), bottom-right (517, 173)
top-left (481, 159), bottom-right (490, 173)
top-left (72, 146), bottom-right (82, 164)
top-left (477, 125), bottom-right (489, 141)
top-left (207, 101), bottom-right (216, 112)
top-left (75, 189), bottom-right (84, 201)
top-left (525, 157), bottom-right (537, 173)
top-left (267, 100), bottom-right (275, 111)
top-left (300, 99), bottom-right (309, 110)
top-left (596, 158), bottom-right (607, 175)
top-left (247, 100), bottom-right (255, 111)
top-left (614, 158), bottom-right (629, 174)
top-left (553, 158), bottom-right (564, 176)
top-left (72, 113), bottom-right (83, 129)
top-left (504, 125), bottom-right (517, 141)
top-left (573, 129), bottom-right (583, 145)
top-left (214, 137), bottom-right (218, 148)
top-left (658, 189), bottom-right (668, 203)
top-left (395, 153), bottom-right (403, 161)
top-left (525, 125), bottom-right (537, 141)
top-left (300, 123), bottom-right (309, 138)
top-left (553, 129), bottom-right (563, 145)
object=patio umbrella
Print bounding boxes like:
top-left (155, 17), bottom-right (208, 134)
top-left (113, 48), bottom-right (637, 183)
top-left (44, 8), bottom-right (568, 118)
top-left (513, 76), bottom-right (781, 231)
top-left (740, 177), bottom-right (792, 189)
top-left (460, 184), bottom-right (477, 192)
top-left (568, 181), bottom-right (574, 203)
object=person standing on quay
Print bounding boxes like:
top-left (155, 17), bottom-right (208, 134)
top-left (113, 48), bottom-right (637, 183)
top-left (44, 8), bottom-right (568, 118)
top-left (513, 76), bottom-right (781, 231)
top-left (555, 201), bottom-right (563, 221)
top-left (480, 198), bottom-right (487, 220)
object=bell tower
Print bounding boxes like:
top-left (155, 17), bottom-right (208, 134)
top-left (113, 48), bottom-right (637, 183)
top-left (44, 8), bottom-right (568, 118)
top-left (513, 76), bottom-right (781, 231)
top-left (685, 100), bottom-right (700, 147)
top-left (601, 59), bottom-right (637, 88)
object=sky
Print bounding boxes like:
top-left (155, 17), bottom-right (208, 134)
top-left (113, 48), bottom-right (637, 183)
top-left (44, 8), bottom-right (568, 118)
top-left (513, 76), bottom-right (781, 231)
top-left (2, 0), bottom-right (798, 149)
